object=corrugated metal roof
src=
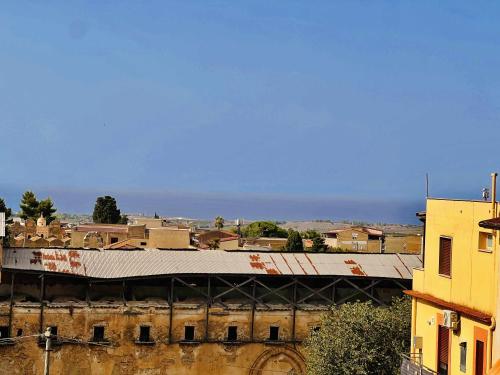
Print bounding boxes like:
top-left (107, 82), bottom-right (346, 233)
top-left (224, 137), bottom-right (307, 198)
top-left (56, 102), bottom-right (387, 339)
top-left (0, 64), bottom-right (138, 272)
top-left (1, 248), bottom-right (422, 280)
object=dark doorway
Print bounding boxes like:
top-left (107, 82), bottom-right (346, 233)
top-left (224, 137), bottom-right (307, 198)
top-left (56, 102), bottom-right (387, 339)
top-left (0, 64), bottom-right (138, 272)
top-left (437, 326), bottom-right (449, 375)
top-left (475, 340), bottom-right (485, 375)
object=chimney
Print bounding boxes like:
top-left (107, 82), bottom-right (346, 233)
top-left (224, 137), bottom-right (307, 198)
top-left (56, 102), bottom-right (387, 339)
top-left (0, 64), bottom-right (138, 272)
top-left (492, 172), bottom-right (498, 217)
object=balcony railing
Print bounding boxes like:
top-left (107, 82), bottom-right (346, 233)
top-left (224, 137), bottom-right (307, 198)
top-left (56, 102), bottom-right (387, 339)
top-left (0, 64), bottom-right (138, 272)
top-left (400, 353), bottom-right (438, 375)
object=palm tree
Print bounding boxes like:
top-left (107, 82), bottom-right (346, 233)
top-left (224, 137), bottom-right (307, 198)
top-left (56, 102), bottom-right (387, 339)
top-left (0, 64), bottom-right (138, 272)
top-left (214, 216), bottom-right (225, 230)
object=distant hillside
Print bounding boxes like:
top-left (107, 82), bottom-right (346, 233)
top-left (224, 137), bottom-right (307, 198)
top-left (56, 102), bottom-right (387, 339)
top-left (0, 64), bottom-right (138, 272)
top-left (281, 220), bottom-right (423, 235)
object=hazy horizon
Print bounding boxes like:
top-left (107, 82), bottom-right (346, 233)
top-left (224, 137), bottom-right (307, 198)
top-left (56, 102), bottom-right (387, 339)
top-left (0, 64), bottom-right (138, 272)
top-left (1, 185), bottom-right (426, 224)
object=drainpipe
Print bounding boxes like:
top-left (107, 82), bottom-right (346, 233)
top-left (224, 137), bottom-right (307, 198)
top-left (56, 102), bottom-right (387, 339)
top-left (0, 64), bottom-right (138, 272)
top-left (488, 317), bottom-right (496, 370)
top-left (411, 297), bottom-right (417, 339)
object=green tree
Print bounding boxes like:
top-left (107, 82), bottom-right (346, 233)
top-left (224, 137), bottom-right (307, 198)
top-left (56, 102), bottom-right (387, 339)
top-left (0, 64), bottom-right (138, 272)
top-left (0, 198), bottom-right (12, 220)
top-left (207, 239), bottom-right (220, 250)
top-left (214, 216), bottom-right (225, 230)
top-left (311, 236), bottom-right (329, 252)
top-left (38, 198), bottom-right (57, 224)
top-left (19, 191), bottom-right (39, 221)
top-left (305, 297), bottom-right (411, 375)
top-left (285, 229), bottom-right (304, 252)
top-left (241, 221), bottom-right (288, 238)
top-left (301, 230), bottom-right (322, 239)
top-left (92, 196), bottom-right (127, 224)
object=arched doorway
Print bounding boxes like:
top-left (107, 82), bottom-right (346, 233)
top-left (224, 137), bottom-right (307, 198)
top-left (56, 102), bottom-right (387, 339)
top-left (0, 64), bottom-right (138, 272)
top-left (249, 346), bottom-right (305, 375)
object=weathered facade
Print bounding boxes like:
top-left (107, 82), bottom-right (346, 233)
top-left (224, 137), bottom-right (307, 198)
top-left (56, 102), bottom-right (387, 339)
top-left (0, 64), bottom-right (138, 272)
top-left (0, 248), bottom-right (421, 374)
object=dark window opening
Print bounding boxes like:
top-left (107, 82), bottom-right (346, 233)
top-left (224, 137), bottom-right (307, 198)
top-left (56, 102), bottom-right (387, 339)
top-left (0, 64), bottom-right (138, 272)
top-left (49, 326), bottom-right (58, 337)
top-left (110, 237), bottom-right (119, 244)
top-left (139, 326), bottom-right (151, 342)
top-left (459, 342), bottom-right (467, 372)
top-left (140, 242), bottom-right (147, 246)
top-left (439, 237), bottom-right (452, 277)
top-left (16, 329), bottom-right (23, 337)
top-left (269, 326), bottom-right (279, 341)
top-left (184, 326), bottom-right (195, 341)
top-left (475, 340), bottom-right (485, 375)
top-left (93, 326), bottom-right (105, 342)
top-left (227, 326), bottom-right (238, 341)
top-left (0, 326), bottom-right (9, 338)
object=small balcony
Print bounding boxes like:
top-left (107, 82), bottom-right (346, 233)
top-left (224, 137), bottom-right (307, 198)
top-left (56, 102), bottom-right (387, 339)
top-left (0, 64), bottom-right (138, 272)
top-left (400, 353), bottom-right (437, 375)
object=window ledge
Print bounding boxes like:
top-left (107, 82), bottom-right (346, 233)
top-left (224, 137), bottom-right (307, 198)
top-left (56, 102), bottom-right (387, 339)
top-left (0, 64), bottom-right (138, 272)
top-left (134, 340), bottom-right (155, 345)
top-left (264, 340), bottom-right (285, 346)
top-left (438, 274), bottom-right (451, 279)
top-left (222, 340), bottom-right (243, 345)
top-left (478, 248), bottom-right (493, 254)
top-left (89, 340), bottom-right (110, 346)
top-left (0, 339), bottom-right (15, 346)
top-left (179, 340), bottom-right (200, 345)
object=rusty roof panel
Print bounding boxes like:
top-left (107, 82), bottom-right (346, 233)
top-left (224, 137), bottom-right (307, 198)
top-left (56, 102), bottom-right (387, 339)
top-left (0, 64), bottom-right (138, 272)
top-left (2, 248), bottom-right (422, 280)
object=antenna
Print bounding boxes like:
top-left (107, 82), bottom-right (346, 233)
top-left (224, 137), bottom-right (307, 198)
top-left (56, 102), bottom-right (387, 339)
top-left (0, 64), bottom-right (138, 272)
top-left (482, 187), bottom-right (490, 201)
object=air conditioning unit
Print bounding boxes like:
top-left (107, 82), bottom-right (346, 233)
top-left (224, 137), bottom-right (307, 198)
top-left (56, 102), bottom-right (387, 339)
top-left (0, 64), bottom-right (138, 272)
top-left (443, 310), bottom-right (459, 330)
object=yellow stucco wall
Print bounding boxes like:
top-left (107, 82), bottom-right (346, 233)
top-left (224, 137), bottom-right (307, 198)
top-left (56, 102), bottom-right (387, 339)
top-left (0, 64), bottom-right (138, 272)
top-left (148, 228), bottom-right (191, 249)
top-left (411, 198), bottom-right (499, 374)
top-left (417, 199), bottom-right (497, 314)
top-left (413, 299), bottom-right (491, 374)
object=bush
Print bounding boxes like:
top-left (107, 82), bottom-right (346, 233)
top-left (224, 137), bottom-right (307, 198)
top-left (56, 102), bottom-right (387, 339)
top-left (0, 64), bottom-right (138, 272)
top-left (305, 297), bottom-right (411, 375)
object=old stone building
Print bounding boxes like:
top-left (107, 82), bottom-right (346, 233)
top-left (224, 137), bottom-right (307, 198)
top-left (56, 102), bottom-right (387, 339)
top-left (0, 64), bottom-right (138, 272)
top-left (9, 215), bottom-right (69, 248)
top-left (0, 248), bottom-right (421, 374)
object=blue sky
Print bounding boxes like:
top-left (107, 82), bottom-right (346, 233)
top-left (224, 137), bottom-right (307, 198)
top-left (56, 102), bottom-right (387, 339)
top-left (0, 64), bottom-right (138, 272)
top-left (1, 1), bottom-right (499, 221)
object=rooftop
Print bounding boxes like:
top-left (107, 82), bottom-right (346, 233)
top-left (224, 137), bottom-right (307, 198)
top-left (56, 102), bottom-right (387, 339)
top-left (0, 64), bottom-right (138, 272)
top-left (1, 248), bottom-right (422, 280)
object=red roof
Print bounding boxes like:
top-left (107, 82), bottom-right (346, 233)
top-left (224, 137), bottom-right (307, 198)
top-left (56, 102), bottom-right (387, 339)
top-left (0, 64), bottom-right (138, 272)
top-left (479, 217), bottom-right (500, 230)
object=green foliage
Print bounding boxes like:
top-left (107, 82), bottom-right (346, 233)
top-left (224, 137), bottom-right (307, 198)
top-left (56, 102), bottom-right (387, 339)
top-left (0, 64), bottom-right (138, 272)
top-left (19, 191), bottom-right (39, 220)
top-left (285, 229), bottom-right (304, 252)
top-left (19, 191), bottom-right (57, 222)
top-left (301, 230), bottom-right (322, 239)
top-left (311, 236), bottom-right (329, 252)
top-left (38, 198), bottom-right (57, 224)
top-left (214, 216), bottom-right (225, 230)
top-left (305, 297), bottom-right (411, 375)
top-left (0, 198), bottom-right (12, 220)
top-left (154, 212), bottom-right (159, 219)
top-left (241, 221), bottom-right (288, 238)
top-left (92, 196), bottom-right (127, 224)
top-left (207, 239), bottom-right (220, 250)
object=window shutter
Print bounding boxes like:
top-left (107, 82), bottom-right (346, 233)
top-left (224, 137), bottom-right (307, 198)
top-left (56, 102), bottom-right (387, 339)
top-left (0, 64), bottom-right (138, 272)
top-left (439, 237), bottom-right (452, 276)
top-left (438, 325), bottom-right (449, 365)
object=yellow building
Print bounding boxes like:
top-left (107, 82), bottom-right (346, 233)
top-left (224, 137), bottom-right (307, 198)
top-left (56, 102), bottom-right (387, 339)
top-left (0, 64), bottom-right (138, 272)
top-left (406, 174), bottom-right (500, 375)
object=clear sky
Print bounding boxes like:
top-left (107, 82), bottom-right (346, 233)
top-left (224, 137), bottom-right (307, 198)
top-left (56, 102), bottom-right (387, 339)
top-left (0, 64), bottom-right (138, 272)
top-left (1, 1), bottom-right (499, 221)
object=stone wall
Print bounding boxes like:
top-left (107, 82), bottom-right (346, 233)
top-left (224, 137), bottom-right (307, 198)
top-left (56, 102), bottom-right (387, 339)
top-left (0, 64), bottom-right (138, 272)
top-left (0, 302), bottom-right (316, 375)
